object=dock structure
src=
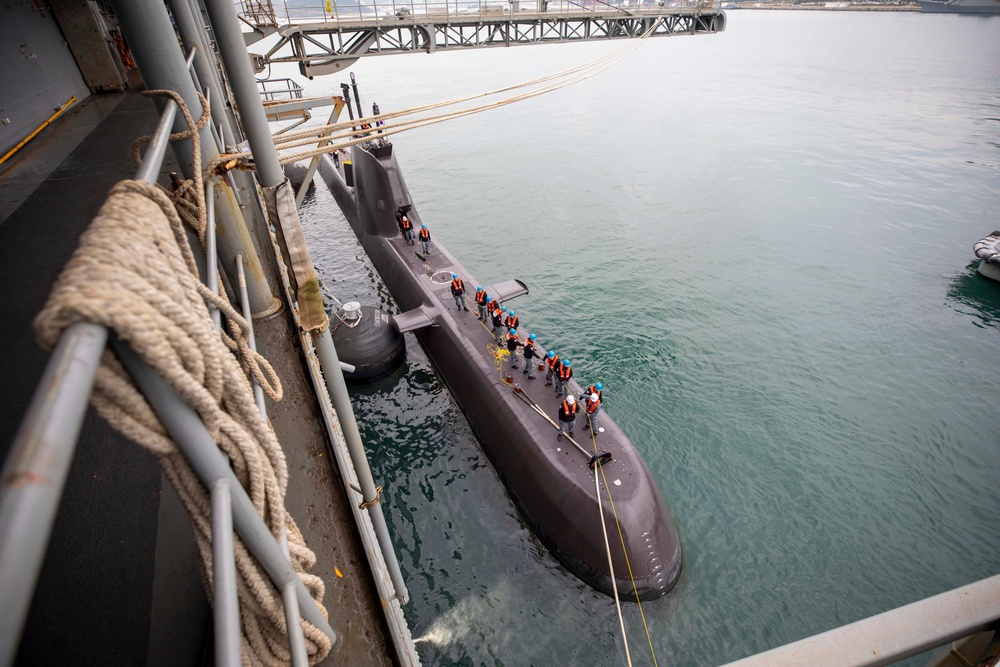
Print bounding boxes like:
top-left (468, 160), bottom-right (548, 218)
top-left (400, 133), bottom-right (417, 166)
top-left (241, 0), bottom-right (725, 76)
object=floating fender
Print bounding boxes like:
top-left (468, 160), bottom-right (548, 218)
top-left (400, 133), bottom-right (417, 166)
top-left (282, 162), bottom-right (311, 192)
top-left (330, 303), bottom-right (406, 384)
top-left (974, 231), bottom-right (1000, 282)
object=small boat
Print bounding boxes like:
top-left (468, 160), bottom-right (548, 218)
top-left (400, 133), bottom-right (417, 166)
top-left (973, 231), bottom-right (1000, 282)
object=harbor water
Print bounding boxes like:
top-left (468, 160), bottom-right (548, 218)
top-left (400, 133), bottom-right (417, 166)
top-left (291, 11), bottom-right (1000, 666)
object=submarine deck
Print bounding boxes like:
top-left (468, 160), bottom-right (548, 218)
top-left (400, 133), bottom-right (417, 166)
top-left (0, 91), bottom-right (396, 665)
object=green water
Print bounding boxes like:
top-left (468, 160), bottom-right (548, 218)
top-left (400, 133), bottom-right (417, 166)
top-left (294, 11), bottom-right (1000, 666)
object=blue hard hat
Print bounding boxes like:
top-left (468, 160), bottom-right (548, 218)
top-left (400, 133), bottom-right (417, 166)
top-left (476, 285), bottom-right (483, 291)
top-left (451, 273), bottom-right (457, 279)
top-left (565, 360), bottom-right (571, 366)
top-left (501, 305), bottom-right (507, 312)
top-left (529, 333), bottom-right (536, 340)
top-left (510, 328), bottom-right (517, 335)
top-left (485, 295), bottom-right (492, 302)
top-left (421, 223), bottom-right (426, 228)
top-left (595, 382), bottom-right (602, 391)
top-left (547, 351), bottom-right (554, 358)
top-left (509, 310), bottom-right (515, 316)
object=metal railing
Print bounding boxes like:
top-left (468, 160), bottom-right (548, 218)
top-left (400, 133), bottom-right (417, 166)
top-left (0, 47), bottom-right (339, 667)
top-left (273, 0), bottom-right (718, 23)
top-left (720, 574), bottom-right (1000, 667)
top-left (257, 77), bottom-right (305, 102)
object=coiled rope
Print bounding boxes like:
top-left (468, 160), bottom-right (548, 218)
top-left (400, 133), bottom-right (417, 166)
top-left (34, 93), bottom-right (329, 666)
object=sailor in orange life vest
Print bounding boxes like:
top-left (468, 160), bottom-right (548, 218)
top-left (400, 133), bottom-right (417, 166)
top-left (491, 304), bottom-right (506, 345)
top-left (399, 214), bottom-right (415, 245)
top-left (418, 224), bottom-right (430, 254)
top-left (557, 394), bottom-right (578, 441)
top-left (475, 287), bottom-right (488, 321)
top-left (581, 391), bottom-right (601, 435)
top-left (544, 350), bottom-right (560, 386)
top-left (554, 358), bottom-right (572, 397)
top-left (506, 328), bottom-right (523, 369)
top-left (450, 273), bottom-right (470, 312)
top-left (522, 333), bottom-right (539, 379)
top-left (504, 310), bottom-right (519, 334)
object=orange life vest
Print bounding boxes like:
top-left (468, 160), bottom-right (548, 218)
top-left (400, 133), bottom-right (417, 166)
top-left (476, 290), bottom-right (487, 305)
top-left (419, 228), bottom-right (429, 241)
top-left (505, 314), bottom-right (518, 330)
top-left (586, 385), bottom-right (603, 403)
top-left (547, 355), bottom-right (560, 370)
top-left (451, 277), bottom-right (464, 292)
top-left (586, 395), bottom-right (600, 413)
top-left (558, 362), bottom-right (572, 381)
top-left (400, 217), bottom-right (412, 231)
top-left (562, 399), bottom-right (578, 416)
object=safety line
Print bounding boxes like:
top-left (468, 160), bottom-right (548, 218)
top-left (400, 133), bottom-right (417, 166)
top-left (593, 449), bottom-right (633, 667)
top-left (588, 415), bottom-right (659, 667)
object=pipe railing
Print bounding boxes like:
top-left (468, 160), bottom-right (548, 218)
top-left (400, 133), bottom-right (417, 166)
top-left (271, 0), bottom-right (718, 23)
top-left (0, 47), bottom-right (339, 667)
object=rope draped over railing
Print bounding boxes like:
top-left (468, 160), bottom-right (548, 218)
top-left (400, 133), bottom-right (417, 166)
top-left (34, 92), bottom-right (330, 666)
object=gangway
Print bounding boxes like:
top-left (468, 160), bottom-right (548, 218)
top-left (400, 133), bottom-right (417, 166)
top-left (245, 0), bottom-right (725, 76)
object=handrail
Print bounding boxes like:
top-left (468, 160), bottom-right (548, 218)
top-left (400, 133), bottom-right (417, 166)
top-left (720, 574), bottom-right (1000, 667)
top-left (0, 49), bottom-right (338, 665)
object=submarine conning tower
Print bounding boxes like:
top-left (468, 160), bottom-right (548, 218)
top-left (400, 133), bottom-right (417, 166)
top-left (319, 142), bottom-right (683, 600)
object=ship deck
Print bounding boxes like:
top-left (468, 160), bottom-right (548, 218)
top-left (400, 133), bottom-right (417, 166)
top-left (0, 91), bottom-right (396, 665)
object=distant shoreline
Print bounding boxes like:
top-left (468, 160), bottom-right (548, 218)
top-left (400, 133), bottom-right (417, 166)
top-left (724, 3), bottom-right (921, 10)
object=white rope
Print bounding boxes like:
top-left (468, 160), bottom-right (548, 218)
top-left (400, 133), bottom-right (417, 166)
top-left (35, 94), bottom-right (331, 666)
top-left (595, 464), bottom-right (633, 667)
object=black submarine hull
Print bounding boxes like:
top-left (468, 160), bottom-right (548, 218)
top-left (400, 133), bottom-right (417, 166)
top-left (319, 146), bottom-right (681, 600)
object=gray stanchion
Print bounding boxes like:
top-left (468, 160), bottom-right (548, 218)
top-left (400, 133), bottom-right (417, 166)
top-left (210, 479), bottom-right (241, 667)
top-left (314, 331), bottom-right (410, 604)
top-left (109, 337), bottom-right (341, 654)
top-left (109, 0), bottom-right (277, 317)
top-left (0, 322), bottom-right (108, 667)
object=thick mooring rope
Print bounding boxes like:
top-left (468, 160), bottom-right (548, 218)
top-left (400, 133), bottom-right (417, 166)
top-left (34, 105), bottom-right (329, 664)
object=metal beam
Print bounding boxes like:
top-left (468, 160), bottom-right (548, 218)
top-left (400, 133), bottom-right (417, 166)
top-left (263, 8), bottom-right (725, 74)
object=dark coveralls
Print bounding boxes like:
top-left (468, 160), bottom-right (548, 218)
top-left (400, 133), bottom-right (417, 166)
top-left (451, 278), bottom-right (469, 311)
top-left (522, 340), bottom-right (538, 379)
top-left (555, 361), bottom-right (572, 397)
top-left (490, 306), bottom-right (505, 345)
top-left (476, 291), bottom-right (489, 321)
top-left (557, 398), bottom-right (578, 440)
top-left (506, 331), bottom-right (522, 368)
top-left (418, 227), bottom-right (430, 254)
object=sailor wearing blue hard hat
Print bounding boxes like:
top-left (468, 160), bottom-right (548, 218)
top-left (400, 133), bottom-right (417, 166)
top-left (490, 299), bottom-right (505, 345)
top-left (580, 382), bottom-right (603, 436)
top-left (544, 350), bottom-right (560, 387)
top-left (418, 223), bottom-right (430, 254)
top-left (474, 286), bottom-right (488, 321)
top-left (506, 327), bottom-right (522, 369)
top-left (450, 273), bottom-right (469, 312)
top-left (522, 333), bottom-right (539, 379)
top-left (505, 309), bottom-right (519, 334)
top-left (555, 359), bottom-right (572, 397)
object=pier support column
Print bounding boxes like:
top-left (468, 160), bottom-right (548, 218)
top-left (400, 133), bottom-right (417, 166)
top-left (109, 0), bottom-right (279, 318)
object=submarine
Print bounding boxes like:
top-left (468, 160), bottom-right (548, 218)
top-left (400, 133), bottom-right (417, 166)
top-left (317, 140), bottom-right (682, 600)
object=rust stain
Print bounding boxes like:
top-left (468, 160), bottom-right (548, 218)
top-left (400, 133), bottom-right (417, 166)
top-left (3, 470), bottom-right (48, 488)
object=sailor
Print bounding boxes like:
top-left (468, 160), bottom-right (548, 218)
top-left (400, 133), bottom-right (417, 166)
top-left (418, 224), bottom-right (431, 254)
top-left (506, 328), bottom-right (522, 369)
top-left (557, 394), bottom-right (578, 441)
top-left (582, 391), bottom-right (601, 435)
top-left (504, 309), bottom-right (519, 334)
top-left (522, 333), bottom-right (538, 379)
top-left (450, 273), bottom-right (469, 312)
top-left (544, 350), bottom-right (560, 386)
top-left (582, 382), bottom-right (603, 405)
top-left (399, 215), bottom-right (415, 245)
top-left (555, 359), bottom-right (572, 397)
top-left (490, 302), bottom-right (506, 345)
top-left (475, 287), bottom-right (489, 321)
